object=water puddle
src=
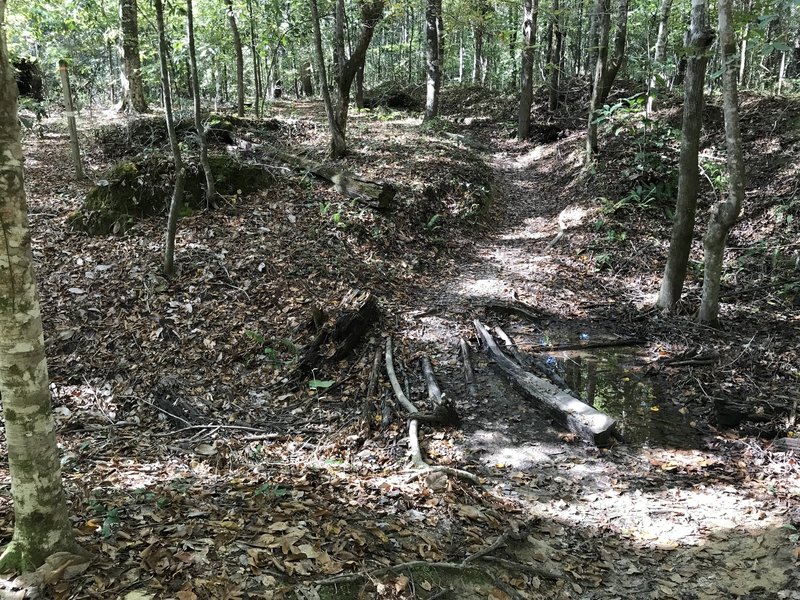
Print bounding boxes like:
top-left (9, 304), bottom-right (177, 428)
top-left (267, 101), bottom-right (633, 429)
top-left (514, 327), bottom-right (700, 449)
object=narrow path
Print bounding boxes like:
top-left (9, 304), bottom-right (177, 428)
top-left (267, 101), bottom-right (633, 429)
top-left (404, 129), bottom-right (799, 599)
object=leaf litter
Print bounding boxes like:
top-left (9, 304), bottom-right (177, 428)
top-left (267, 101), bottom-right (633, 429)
top-left (0, 89), bottom-right (798, 598)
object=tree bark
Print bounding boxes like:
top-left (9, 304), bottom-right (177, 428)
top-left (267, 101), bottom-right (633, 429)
top-left (58, 60), bottom-right (85, 180)
top-left (698, 0), bottom-right (744, 326)
top-left (472, 1), bottom-right (489, 85)
top-left (586, 0), bottom-right (610, 156)
top-left (156, 0), bottom-right (186, 277)
top-left (0, 3), bottom-right (84, 570)
top-left (597, 0), bottom-right (628, 103)
top-left (424, 0), bottom-right (443, 121)
top-left (315, 0), bottom-right (384, 158)
top-left (518, 0), bottom-right (538, 139)
top-left (224, 0), bottom-right (245, 117)
top-left (246, 0), bottom-right (261, 117)
top-left (186, 0), bottom-right (216, 209)
top-left (657, 0), bottom-right (714, 312)
top-left (119, 0), bottom-right (148, 113)
top-left (547, 0), bottom-right (562, 110)
top-left (647, 0), bottom-right (673, 112)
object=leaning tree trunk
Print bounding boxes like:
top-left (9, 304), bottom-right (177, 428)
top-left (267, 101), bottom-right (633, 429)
top-left (518, 0), bottom-right (538, 139)
top-left (423, 0), bottom-right (443, 121)
top-left (309, 0), bottom-right (345, 154)
top-left (320, 0), bottom-right (384, 158)
top-left (657, 0), bottom-right (714, 312)
top-left (0, 2), bottom-right (84, 570)
top-left (156, 0), bottom-right (186, 277)
top-left (119, 0), bottom-right (148, 113)
top-left (597, 0), bottom-right (628, 103)
top-left (698, 0), bottom-right (744, 326)
top-left (225, 0), bottom-right (245, 117)
top-left (186, 0), bottom-right (215, 208)
top-left (586, 0), bottom-right (610, 156)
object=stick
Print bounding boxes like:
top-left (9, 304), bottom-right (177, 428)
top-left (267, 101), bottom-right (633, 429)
top-left (459, 338), bottom-right (477, 398)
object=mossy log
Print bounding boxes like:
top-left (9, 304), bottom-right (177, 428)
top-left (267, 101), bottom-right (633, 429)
top-left (68, 154), bottom-right (272, 234)
top-left (266, 148), bottom-right (396, 210)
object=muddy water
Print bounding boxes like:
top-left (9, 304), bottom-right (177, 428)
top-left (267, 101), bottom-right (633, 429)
top-left (512, 327), bottom-right (701, 449)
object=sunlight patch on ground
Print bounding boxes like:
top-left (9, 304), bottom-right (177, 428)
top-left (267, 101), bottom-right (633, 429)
top-left (455, 276), bottom-right (507, 299)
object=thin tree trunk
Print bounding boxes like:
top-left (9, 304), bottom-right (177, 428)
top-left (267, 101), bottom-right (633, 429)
top-left (0, 2), bottom-right (84, 570)
top-left (156, 0), bottom-right (186, 277)
top-left (698, 0), bottom-right (744, 325)
top-left (648, 0), bottom-right (672, 112)
top-left (225, 0), bottom-right (245, 116)
top-left (548, 0), bottom-right (561, 110)
top-left (586, 0), bottom-right (602, 79)
top-left (518, 0), bottom-right (538, 139)
top-left (246, 0), bottom-right (260, 116)
top-left (597, 0), bottom-right (628, 103)
top-left (187, 0), bottom-right (215, 208)
top-left (58, 60), bottom-right (85, 180)
top-left (309, 0), bottom-right (344, 153)
top-left (586, 0), bottom-right (610, 155)
top-left (424, 0), bottom-right (443, 121)
top-left (119, 0), bottom-right (148, 112)
top-left (739, 0), bottom-right (752, 85)
top-left (657, 0), bottom-right (714, 312)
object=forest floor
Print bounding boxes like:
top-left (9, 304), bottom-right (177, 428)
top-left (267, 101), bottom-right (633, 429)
top-left (2, 87), bottom-right (800, 600)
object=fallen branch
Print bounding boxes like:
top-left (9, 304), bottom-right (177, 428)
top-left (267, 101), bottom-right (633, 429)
top-left (421, 357), bottom-right (460, 426)
top-left (484, 300), bottom-right (542, 323)
top-left (474, 320), bottom-right (617, 447)
top-left (494, 326), bottom-right (579, 399)
top-left (265, 146), bottom-right (396, 210)
top-left (528, 338), bottom-right (643, 353)
top-left (385, 338), bottom-right (478, 482)
top-left (459, 338), bottom-right (477, 398)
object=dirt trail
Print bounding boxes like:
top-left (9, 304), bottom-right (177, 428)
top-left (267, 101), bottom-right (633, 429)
top-left (402, 129), bottom-right (800, 599)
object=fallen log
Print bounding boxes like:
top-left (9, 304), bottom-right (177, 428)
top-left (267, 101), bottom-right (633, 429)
top-left (473, 320), bottom-right (617, 447)
top-left (266, 147), bottom-right (396, 210)
top-left (771, 438), bottom-right (800, 453)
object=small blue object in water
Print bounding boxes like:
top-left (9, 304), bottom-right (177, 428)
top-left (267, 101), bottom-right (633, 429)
top-left (545, 356), bottom-right (557, 368)
top-left (580, 332), bottom-right (590, 340)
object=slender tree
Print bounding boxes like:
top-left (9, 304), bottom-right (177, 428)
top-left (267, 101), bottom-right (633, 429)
top-left (698, 0), bottom-right (745, 325)
top-left (518, 0), bottom-right (538, 139)
top-left (0, 0), bottom-right (85, 571)
top-left (187, 0), bottom-right (216, 208)
top-left (156, 0), bottom-right (186, 277)
top-left (424, 0), bottom-right (443, 121)
top-left (657, 0), bottom-right (714, 312)
top-left (119, 0), bottom-right (148, 112)
top-left (548, 0), bottom-right (562, 110)
top-left (586, 0), bottom-right (610, 155)
top-left (311, 0), bottom-right (384, 157)
top-left (224, 0), bottom-right (245, 117)
top-left (647, 0), bottom-right (673, 113)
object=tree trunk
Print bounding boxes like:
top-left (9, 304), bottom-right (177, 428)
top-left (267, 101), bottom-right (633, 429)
top-left (586, 0), bottom-right (610, 156)
top-left (246, 0), bottom-right (260, 117)
top-left (58, 60), bottom-right (85, 180)
top-left (315, 0), bottom-right (384, 158)
top-left (0, 3), bottom-right (84, 570)
top-left (648, 0), bottom-right (673, 112)
top-left (424, 0), bottom-right (443, 121)
top-left (225, 0), bottom-right (245, 117)
top-left (119, 0), bottom-right (148, 113)
top-left (657, 0), bottom-right (714, 312)
top-left (586, 0), bottom-right (602, 79)
top-left (597, 0), bottom-right (628, 104)
top-left (518, 0), bottom-right (538, 139)
top-left (698, 0), bottom-right (744, 326)
top-left (547, 0), bottom-right (561, 110)
top-left (186, 0), bottom-right (215, 209)
top-left (156, 0), bottom-right (186, 277)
